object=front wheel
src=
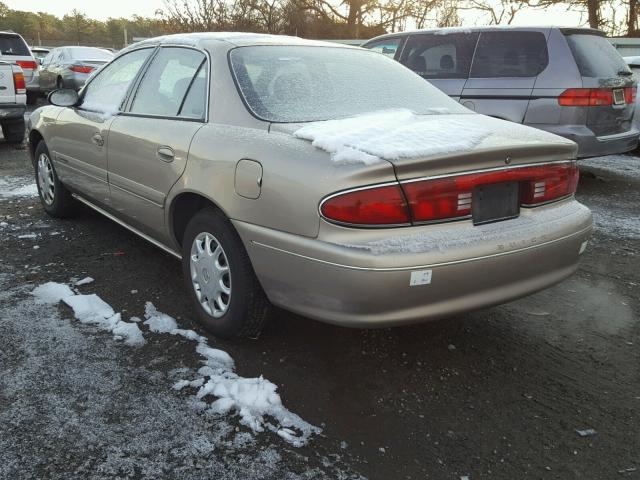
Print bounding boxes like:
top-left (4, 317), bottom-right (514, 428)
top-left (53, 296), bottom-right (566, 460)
top-left (181, 208), bottom-right (271, 338)
top-left (34, 141), bottom-right (76, 217)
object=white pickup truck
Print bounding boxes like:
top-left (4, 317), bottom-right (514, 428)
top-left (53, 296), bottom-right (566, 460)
top-left (0, 60), bottom-right (26, 143)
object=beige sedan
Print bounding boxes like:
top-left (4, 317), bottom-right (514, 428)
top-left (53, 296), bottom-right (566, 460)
top-left (28, 33), bottom-right (592, 338)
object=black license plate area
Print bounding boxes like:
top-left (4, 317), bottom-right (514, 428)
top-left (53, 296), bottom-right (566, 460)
top-left (472, 182), bottom-right (520, 225)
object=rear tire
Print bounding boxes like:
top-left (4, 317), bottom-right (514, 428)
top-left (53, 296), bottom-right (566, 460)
top-left (34, 140), bottom-right (76, 218)
top-left (181, 208), bottom-right (271, 338)
top-left (1, 119), bottom-right (25, 143)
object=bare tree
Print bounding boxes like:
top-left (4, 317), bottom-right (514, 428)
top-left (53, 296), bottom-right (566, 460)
top-left (459, 0), bottom-right (529, 25)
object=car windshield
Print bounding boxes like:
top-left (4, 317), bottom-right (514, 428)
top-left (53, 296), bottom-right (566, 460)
top-left (229, 45), bottom-right (469, 122)
top-left (0, 34), bottom-right (30, 56)
top-left (67, 47), bottom-right (113, 61)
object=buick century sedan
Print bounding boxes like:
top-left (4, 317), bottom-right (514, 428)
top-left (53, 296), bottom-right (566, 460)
top-left (28, 33), bottom-right (593, 338)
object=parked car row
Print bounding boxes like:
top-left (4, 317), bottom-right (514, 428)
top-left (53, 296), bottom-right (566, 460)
top-left (1, 30), bottom-right (115, 107)
top-left (363, 27), bottom-right (638, 158)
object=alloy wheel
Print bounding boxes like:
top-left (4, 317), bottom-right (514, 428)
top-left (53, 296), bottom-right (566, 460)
top-left (190, 232), bottom-right (232, 318)
top-left (37, 153), bottom-right (55, 206)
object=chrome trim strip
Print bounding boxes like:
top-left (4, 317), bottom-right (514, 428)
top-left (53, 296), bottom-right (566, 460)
top-left (251, 224), bottom-right (592, 272)
top-left (72, 194), bottom-right (182, 260)
top-left (399, 159), bottom-right (575, 184)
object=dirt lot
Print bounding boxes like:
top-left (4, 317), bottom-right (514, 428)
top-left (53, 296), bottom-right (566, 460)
top-left (0, 107), bottom-right (638, 479)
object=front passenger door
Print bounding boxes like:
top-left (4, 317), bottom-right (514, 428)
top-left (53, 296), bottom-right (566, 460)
top-left (50, 48), bottom-right (153, 205)
top-left (107, 47), bottom-right (208, 240)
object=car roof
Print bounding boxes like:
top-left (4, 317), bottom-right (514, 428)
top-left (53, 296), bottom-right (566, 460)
top-left (364, 25), bottom-right (603, 43)
top-left (122, 32), bottom-right (357, 52)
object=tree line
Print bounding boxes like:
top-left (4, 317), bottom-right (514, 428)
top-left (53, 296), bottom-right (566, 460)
top-left (0, 0), bottom-right (637, 49)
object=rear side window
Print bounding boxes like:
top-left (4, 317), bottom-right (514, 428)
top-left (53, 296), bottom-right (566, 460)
top-left (0, 34), bottom-right (30, 56)
top-left (130, 47), bottom-right (206, 118)
top-left (399, 33), bottom-right (479, 79)
top-left (470, 31), bottom-right (548, 78)
top-left (364, 38), bottom-right (402, 59)
top-left (565, 33), bottom-right (630, 78)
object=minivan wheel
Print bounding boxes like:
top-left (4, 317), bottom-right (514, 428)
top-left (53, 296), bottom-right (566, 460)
top-left (181, 208), bottom-right (271, 338)
top-left (34, 141), bottom-right (76, 217)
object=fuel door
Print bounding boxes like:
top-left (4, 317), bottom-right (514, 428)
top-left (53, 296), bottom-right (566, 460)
top-left (235, 159), bottom-right (263, 199)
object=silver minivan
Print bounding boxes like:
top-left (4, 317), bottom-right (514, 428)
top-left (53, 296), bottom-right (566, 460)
top-left (363, 27), bottom-right (638, 158)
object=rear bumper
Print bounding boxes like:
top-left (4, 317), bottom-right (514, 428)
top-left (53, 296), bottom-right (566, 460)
top-left (0, 103), bottom-right (26, 121)
top-left (234, 201), bottom-right (593, 327)
top-left (532, 123), bottom-right (639, 158)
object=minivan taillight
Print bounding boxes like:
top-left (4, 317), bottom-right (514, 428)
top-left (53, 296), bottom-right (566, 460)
top-left (12, 69), bottom-right (26, 94)
top-left (320, 162), bottom-right (579, 227)
top-left (320, 184), bottom-right (411, 226)
top-left (559, 87), bottom-right (636, 106)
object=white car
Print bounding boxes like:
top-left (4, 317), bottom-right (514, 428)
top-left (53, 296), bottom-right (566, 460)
top-left (0, 31), bottom-right (39, 104)
top-left (0, 60), bottom-right (26, 142)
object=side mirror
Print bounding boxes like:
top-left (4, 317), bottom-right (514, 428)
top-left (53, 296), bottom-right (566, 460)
top-left (48, 89), bottom-right (79, 107)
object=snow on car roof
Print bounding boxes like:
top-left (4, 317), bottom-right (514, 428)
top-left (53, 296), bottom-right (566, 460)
top-left (126, 32), bottom-right (354, 51)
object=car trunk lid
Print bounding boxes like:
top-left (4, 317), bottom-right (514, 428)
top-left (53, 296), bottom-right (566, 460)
top-left (563, 29), bottom-right (636, 137)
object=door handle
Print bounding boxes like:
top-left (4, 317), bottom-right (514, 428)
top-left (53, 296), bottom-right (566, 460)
top-left (91, 133), bottom-right (104, 147)
top-left (157, 146), bottom-right (175, 162)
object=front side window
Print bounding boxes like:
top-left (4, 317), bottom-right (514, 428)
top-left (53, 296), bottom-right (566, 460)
top-left (364, 38), bottom-right (402, 59)
top-left (400, 33), bottom-right (479, 79)
top-left (230, 45), bottom-right (469, 123)
top-left (129, 47), bottom-right (206, 118)
top-left (470, 31), bottom-right (549, 78)
top-left (81, 48), bottom-right (152, 114)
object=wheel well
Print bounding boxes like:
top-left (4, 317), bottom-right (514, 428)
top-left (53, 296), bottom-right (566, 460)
top-left (171, 193), bottom-right (226, 247)
top-left (28, 130), bottom-right (44, 163)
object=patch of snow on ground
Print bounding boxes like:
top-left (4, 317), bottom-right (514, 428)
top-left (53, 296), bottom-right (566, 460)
top-left (294, 109), bottom-right (490, 165)
top-left (28, 283), bottom-right (320, 447)
top-left (74, 276), bottom-right (95, 286)
top-left (31, 282), bottom-right (75, 304)
top-left (0, 177), bottom-right (38, 199)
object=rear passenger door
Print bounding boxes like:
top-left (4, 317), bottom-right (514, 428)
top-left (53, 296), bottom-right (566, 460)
top-left (398, 32), bottom-right (479, 98)
top-left (462, 31), bottom-right (549, 123)
top-left (107, 46), bottom-right (208, 240)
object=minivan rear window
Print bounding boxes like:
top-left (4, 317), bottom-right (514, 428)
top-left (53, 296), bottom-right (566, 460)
top-left (565, 33), bottom-right (631, 78)
top-left (470, 31), bottom-right (548, 78)
top-left (399, 33), bottom-right (479, 79)
top-left (0, 34), bottom-right (30, 56)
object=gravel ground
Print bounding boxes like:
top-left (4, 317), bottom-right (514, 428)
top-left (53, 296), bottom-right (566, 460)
top-left (1, 105), bottom-right (638, 479)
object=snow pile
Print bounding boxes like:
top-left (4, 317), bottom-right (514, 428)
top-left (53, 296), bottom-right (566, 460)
top-left (74, 277), bottom-right (94, 286)
top-left (0, 177), bottom-right (38, 199)
top-left (32, 282), bottom-right (145, 346)
top-left (29, 282), bottom-right (320, 446)
top-left (294, 109), bottom-right (490, 165)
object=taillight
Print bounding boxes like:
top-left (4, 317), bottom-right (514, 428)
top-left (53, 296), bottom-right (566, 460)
top-left (558, 88), bottom-right (613, 106)
top-left (559, 87), bottom-right (637, 106)
top-left (625, 86), bottom-right (637, 104)
top-left (69, 64), bottom-right (94, 74)
top-left (320, 162), bottom-right (579, 227)
top-left (320, 184), bottom-right (411, 226)
top-left (12, 68), bottom-right (26, 94)
top-left (15, 60), bottom-right (37, 71)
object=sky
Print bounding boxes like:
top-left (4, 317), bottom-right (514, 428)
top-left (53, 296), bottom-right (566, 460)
top-left (4, 0), bottom-right (585, 28)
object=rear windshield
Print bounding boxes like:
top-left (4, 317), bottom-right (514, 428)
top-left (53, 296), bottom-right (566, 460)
top-left (67, 47), bottom-right (113, 61)
top-left (229, 45), bottom-right (469, 122)
top-left (565, 33), bottom-right (631, 78)
top-left (0, 34), bottom-right (30, 56)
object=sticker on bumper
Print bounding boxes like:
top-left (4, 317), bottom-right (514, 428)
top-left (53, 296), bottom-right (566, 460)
top-left (410, 270), bottom-right (432, 286)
